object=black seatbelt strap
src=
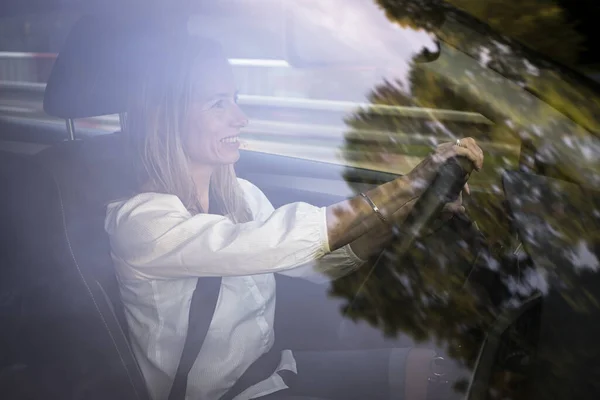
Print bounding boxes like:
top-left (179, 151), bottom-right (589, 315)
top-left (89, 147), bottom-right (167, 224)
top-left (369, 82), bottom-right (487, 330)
top-left (167, 276), bottom-right (292, 400)
top-left (168, 276), bottom-right (222, 400)
top-left (219, 345), bottom-right (289, 400)
top-left (168, 277), bottom-right (293, 400)
top-left (168, 196), bottom-right (290, 400)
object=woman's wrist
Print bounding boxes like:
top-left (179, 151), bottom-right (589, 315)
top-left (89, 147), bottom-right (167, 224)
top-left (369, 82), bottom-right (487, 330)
top-left (367, 175), bottom-right (421, 222)
top-left (341, 176), bottom-right (422, 259)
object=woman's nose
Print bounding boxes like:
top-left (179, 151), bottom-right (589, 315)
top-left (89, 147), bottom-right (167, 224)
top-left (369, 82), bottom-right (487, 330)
top-left (231, 104), bottom-right (249, 128)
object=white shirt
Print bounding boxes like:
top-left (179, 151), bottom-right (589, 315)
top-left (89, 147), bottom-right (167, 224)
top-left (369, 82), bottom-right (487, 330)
top-left (104, 178), bottom-right (365, 400)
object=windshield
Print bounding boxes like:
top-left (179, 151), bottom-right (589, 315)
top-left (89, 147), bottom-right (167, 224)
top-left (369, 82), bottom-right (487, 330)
top-left (1, 1), bottom-right (600, 400)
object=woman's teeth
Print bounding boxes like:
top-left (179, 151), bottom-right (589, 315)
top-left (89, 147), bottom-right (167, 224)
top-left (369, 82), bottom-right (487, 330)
top-left (220, 136), bottom-right (239, 143)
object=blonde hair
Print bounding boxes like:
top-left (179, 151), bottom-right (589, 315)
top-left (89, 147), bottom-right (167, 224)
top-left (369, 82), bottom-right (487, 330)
top-left (126, 34), bottom-right (253, 223)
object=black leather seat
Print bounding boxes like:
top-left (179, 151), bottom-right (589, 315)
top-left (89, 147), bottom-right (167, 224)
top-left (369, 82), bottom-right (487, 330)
top-left (0, 12), bottom-right (159, 399)
top-left (0, 137), bottom-right (149, 399)
top-left (0, 151), bottom-right (51, 399)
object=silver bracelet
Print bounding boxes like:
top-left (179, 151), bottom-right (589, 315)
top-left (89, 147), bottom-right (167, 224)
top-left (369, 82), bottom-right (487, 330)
top-left (359, 192), bottom-right (389, 224)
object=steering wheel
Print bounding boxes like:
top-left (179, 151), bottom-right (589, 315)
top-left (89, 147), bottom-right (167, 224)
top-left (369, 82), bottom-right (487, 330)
top-left (392, 156), bottom-right (476, 257)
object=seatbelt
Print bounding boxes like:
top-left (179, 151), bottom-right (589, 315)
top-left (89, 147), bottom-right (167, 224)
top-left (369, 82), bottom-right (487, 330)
top-left (168, 197), bottom-right (286, 400)
top-left (220, 346), bottom-right (284, 400)
top-left (169, 194), bottom-right (224, 400)
top-left (168, 276), bottom-right (222, 400)
top-left (167, 275), bottom-right (288, 400)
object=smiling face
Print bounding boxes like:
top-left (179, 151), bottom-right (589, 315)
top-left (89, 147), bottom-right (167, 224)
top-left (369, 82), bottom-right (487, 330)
top-left (183, 54), bottom-right (248, 168)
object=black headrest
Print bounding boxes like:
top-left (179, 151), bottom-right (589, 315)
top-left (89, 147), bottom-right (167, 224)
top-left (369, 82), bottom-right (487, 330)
top-left (43, 14), bottom-right (176, 119)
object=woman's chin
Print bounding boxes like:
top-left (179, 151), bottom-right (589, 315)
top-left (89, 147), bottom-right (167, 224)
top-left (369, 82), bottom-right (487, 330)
top-left (218, 150), bottom-right (241, 165)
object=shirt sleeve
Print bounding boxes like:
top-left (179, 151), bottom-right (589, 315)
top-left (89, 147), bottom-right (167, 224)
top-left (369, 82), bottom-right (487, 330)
top-left (278, 243), bottom-right (367, 284)
top-left (241, 179), bottom-right (367, 283)
top-left (105, 190), bottom-right (331, 280)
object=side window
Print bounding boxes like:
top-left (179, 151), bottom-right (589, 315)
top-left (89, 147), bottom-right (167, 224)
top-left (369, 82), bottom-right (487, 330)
top-left (190, 0), bottom-right (600, 255)
top-left (189, 0), bottom-right (515, 185)
top-left (0, 12), bottom-right (120, 137)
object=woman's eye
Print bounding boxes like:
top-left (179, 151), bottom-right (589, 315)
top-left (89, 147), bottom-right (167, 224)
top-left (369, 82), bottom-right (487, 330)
top-left (212, 99), bottom-right (227, 109)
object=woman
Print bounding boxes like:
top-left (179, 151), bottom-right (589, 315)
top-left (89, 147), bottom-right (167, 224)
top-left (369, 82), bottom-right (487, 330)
top-left (105, 34), bottom-right (484, 400)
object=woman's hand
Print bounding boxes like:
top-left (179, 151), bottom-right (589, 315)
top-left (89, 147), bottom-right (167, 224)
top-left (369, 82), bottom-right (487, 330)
top-left (398, 138), bottom-right (484, 236)
top-left (406, 137), bottom-right (484, 197)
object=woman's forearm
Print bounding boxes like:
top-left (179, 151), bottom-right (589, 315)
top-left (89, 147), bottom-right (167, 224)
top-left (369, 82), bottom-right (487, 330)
top-left (347, 228), bottom-right (392, 262)
top-left (325, 174), bottom-right (419, 252)
top-left (346, 195), bottom-right (422, 260)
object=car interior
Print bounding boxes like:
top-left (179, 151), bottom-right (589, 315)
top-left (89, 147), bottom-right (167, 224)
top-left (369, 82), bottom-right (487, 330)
top-left (0, 11), bottom-right (412, 400)
top-left (3, 2), bottom-right (600, 400)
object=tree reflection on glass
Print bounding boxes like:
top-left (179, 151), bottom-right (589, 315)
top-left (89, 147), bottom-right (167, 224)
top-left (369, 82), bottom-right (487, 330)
top-left (316, 1), bottom-right (600, 399)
